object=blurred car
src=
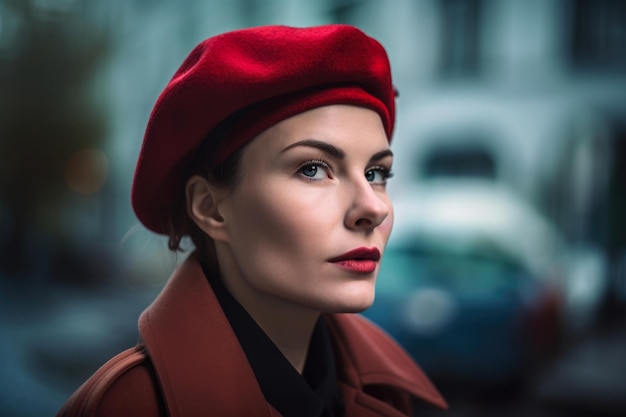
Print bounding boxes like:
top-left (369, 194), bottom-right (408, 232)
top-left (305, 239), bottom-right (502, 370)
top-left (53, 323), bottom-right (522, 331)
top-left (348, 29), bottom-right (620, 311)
top-left (364, 181), bottom-right (565, 391)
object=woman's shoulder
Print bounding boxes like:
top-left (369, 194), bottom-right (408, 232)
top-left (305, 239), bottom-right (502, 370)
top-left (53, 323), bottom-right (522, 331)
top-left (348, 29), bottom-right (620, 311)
top-left (56, 345), bottom-right (166, 417)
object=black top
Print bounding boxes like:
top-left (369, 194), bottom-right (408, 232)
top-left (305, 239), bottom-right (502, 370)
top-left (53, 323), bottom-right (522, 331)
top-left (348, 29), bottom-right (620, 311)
top-left (202, 263), bottom-right (345, 417)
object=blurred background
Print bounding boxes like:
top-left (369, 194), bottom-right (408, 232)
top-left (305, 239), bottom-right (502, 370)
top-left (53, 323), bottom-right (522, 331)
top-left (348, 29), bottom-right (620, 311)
top-left (0, 0), bottom-right (625, 416)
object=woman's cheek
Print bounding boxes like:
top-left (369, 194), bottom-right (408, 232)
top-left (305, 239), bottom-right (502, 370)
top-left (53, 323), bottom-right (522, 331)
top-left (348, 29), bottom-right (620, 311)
top-left (380, 209), bottom-right (394, 238)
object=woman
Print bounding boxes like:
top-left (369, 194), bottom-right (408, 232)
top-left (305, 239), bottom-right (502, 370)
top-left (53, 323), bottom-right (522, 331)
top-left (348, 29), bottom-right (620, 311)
top-left (57, 24), bottom-right (447, 417)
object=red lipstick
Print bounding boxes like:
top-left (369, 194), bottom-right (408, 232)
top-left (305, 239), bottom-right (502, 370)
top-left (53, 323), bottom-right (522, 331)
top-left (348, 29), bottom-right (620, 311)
top-left (329, 247), bottom-right (381, 273)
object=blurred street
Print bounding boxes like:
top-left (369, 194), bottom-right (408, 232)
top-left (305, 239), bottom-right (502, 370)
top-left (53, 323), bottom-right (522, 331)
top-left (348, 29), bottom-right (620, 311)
top-left (0, 279), bottom-right (160, 417)
top-left (429, 315), bottom-right (626, 417)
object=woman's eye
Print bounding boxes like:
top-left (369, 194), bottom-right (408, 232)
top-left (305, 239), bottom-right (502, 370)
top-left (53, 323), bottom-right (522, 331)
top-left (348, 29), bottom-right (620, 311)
top-left (365, 166), bottom-right (393, 184)
top-left (298, 161), bottom-right (331, 180)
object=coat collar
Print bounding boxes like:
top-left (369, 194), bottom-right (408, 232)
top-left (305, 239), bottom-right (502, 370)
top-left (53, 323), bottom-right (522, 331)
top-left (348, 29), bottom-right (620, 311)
top-left (138, 254), bottom-right (446, 417)
top-left (324, 314), bottom-right (447, 410)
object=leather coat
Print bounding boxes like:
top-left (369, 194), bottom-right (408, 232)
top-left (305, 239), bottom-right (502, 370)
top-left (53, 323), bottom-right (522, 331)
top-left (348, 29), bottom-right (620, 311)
top-left (57, 254), bottom-right (447, 416)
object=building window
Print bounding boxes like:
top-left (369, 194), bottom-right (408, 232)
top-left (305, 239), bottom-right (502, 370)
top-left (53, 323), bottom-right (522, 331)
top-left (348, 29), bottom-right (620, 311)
top-left (438, 0), bottom-right (483, 78)
top-left (419, 141), bottom-right (497, 180)
top-left (570, 0), bottom-right (626, 71)
top-left (327, 0), bottom-right (362, 25)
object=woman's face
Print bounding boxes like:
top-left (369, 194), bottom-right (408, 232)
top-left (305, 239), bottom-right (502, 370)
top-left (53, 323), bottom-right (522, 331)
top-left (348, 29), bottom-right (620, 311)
top-left (216, 104), bottom-right (393, 314)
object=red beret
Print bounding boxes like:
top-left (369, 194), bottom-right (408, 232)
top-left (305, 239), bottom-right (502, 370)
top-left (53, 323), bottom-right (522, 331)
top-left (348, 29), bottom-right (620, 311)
top-left (132, 24), bottom-right (396, 234)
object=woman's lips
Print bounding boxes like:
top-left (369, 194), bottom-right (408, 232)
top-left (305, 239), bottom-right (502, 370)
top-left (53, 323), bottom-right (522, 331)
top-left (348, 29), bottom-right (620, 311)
top-left (328, 247), bottom-right (381, 273)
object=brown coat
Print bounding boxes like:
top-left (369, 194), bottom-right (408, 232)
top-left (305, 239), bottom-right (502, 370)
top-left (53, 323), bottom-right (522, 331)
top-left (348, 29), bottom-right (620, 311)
top-left (57, 255), bottom-right (447, 417)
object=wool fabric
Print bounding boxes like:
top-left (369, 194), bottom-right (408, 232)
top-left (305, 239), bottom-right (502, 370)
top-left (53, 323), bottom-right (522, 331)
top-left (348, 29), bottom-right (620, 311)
top-left (132, 24), bottom-right (396, 234)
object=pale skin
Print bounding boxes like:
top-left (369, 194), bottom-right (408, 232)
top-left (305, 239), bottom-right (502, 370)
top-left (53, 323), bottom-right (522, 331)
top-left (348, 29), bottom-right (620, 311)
top-left (186, 104), bottom-right (394, 373)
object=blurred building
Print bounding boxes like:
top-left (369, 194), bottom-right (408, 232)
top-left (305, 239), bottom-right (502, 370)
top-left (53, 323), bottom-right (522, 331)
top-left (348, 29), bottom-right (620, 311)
top-left (1, 0), bottom-right (624, 283)
top-left (5, 0), bottom-right (619, 281)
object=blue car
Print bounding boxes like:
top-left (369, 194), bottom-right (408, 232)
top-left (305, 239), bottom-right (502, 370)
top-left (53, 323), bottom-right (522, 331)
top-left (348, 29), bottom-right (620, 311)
top-left (364, 183), bottom-right (563, 392)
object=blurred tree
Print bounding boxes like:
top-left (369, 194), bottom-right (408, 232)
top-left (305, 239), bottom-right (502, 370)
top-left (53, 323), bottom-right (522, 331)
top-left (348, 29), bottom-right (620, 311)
top-left (0, 0), bottom-right (110, 278)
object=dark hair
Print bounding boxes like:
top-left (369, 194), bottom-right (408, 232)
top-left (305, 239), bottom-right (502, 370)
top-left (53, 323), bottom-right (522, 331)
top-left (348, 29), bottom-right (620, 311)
top-left (165, 114), bottom-right (246, 270)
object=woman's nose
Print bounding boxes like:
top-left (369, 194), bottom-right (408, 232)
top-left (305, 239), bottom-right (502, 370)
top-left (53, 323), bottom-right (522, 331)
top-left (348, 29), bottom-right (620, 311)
top-left (344, 179), bottom-right (390, 230)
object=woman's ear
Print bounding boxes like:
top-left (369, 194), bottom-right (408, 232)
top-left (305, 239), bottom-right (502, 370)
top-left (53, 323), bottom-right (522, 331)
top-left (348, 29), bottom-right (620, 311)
top-left (186, 175), bottom-right (230, 242)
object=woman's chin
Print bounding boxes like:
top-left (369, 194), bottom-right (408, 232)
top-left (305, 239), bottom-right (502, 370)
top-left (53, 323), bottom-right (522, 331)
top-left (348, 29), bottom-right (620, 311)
top-left (323, 288), bottom-right (376, 314)
top-left (339, 302), bottom-right (374, 314)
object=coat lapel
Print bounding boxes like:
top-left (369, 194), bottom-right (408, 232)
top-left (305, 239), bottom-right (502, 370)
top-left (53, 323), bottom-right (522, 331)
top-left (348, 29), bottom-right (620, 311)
top-left (324, 313), bottom-right (448, 413)
top-left (138, 255), bottom-right (276, 417)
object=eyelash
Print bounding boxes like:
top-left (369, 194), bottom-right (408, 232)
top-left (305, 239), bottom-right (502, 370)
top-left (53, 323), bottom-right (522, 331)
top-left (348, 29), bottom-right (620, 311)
top-left (297, 159), bottom-right (333, 181)
top-left (367, 165), bottom-right (394, 185)
top-left (297, 160), bottom-right (394, 184)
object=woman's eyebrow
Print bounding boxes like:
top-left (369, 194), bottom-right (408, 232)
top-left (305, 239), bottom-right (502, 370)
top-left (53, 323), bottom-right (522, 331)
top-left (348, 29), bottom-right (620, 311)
top-left (370, 149), bottom-right (393, 163)
top-left (281, 139), bottom-right (393, 162)
top-left (281, 139), bottom-right (345, 159)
